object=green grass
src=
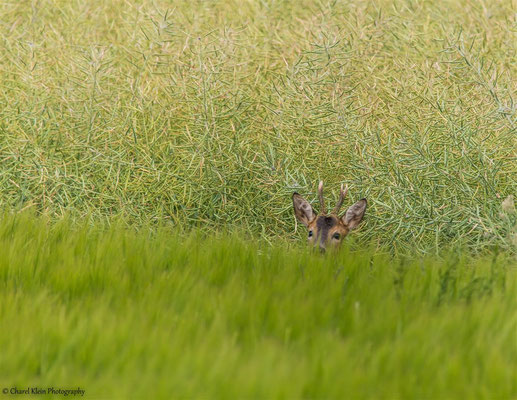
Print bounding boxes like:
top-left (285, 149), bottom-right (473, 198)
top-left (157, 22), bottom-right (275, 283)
top-left (0, 0), bottom-right (515, 252)
top-left (0, 213), bottom-right (516, 399)
top-left (0, 2), bottom-right (516, 398)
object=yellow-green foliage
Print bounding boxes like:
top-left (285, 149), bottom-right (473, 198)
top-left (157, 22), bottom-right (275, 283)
top-left (0, 0), bottom-right (515, 252)
top-left (0, 214), bottom-right (515, 398)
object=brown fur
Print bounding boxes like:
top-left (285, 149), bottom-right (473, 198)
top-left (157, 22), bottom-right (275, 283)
top-left (292, 183), bottom-right (367, 252)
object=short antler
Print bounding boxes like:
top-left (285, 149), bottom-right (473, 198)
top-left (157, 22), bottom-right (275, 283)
top-left (332, 184), bottom-right (348, 214)
top-left (318, 180), bottom-right (326, 214)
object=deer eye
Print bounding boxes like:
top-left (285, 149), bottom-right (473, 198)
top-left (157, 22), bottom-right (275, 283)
top-left (332, 233), bottom-right (341, 240)
top-left (308, 230), bottom-right (313, 238)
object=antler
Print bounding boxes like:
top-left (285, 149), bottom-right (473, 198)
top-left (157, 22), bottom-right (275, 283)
top-left (332, 183), bottom-right (348, 214)
top-left (318, 180), bottom-right (326, 214)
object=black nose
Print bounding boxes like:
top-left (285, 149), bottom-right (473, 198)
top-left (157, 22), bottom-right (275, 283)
top-left (319, 247), bottom-right (326, 254)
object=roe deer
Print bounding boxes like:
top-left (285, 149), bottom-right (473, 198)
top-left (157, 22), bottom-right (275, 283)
top-left (292, 181), bottom-right (367, 252)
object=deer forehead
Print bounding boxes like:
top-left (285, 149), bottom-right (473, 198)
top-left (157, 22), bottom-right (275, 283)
top-left (309, 215), bottom-right (346, 231)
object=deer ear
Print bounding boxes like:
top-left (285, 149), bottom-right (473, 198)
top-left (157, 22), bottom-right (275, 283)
top-left (292, 193), bottom-right (316, 227)
top-left (342, 199), bottom-right (367, 230)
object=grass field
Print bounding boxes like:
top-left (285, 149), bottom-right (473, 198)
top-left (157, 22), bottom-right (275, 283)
top-left (0, 214), bottom-right (516, 398)
top-left (0, 0), bottom-right (516, 398)
top-left (0, 0), bottom-right (515, 252)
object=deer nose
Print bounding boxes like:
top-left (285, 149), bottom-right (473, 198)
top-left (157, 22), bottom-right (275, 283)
top-left (319, 246), bottom-right (326, 254)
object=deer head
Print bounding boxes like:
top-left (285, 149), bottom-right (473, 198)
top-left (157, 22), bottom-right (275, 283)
top-left (292, 181), bottom-right (367, 252)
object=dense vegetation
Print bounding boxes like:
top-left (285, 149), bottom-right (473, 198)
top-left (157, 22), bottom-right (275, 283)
top-left (0, 1), bottom-right (515, 398)
top-left (0, 0), bottom-right (515, 252)
top-left (0, 214), bottom-right (515, 398)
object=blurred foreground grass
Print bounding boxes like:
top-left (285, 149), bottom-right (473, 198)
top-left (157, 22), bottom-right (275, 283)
top-left (0, 213), bottom-right (515, 398)
top-left (0, 0), bottom-right (515, 252)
